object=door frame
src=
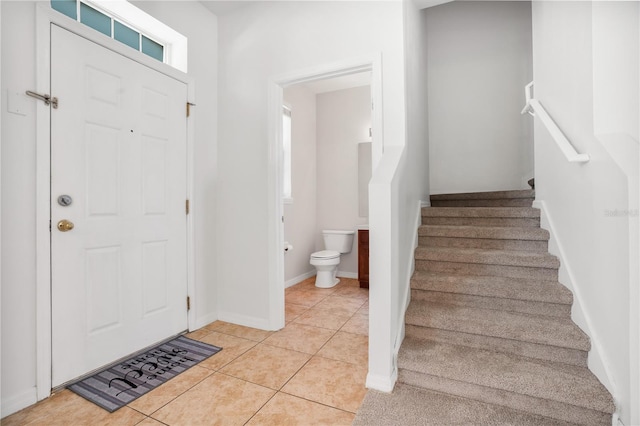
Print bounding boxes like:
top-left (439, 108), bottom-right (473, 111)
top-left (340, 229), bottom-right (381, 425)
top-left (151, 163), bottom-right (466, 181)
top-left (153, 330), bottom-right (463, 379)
top-left (34, 6), bottom-right (195, 400)
top-left (266, 54), bottom-right (383, 330)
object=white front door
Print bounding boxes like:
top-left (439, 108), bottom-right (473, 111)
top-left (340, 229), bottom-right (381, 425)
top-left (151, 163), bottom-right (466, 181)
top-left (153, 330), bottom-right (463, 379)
top-left (50, 24), bottom-right (188, 387)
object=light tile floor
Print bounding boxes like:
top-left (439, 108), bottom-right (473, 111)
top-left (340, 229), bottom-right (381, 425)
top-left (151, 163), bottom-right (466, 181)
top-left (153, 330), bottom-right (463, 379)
top-left (3, 277), bottom-right (369, 426)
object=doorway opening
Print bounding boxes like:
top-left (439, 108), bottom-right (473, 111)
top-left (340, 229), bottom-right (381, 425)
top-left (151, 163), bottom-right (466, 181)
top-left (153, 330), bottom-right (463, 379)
top-left (266, 55), bottom-right (383, 330)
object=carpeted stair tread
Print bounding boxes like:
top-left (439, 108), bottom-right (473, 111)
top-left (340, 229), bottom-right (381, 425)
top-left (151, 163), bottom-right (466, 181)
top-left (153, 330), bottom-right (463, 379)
top-left (404, 324), bottom-right (589, 367)
top-left (410, 271), bottom-right (573, 305)
top-left (415, 246), bottom-right (560, 269)
top-left (430, 190), bottom-right (535, 201)
top-left (411, 290), bottom-right (571, 318)
top-left (397, 337), bottom-right (615, 414)
top-left (419, 224), bottom-right (549, 241)
top-left (431, 198), bottom-right (536, 207)
top-left (422, 206), bottom-right (540, 218)
top-left (405, 300), bottom-right (589, 351)
top-left (353, 383), bottom-right (575, 426)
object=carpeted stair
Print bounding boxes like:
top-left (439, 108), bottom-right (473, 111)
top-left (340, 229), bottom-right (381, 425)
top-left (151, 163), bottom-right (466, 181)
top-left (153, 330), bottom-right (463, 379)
top-left (354, 190), bottom-right (615, 425)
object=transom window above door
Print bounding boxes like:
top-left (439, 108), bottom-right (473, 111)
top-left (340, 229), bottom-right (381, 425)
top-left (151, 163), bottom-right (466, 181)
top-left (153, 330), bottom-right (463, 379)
top-left (50, 0), bottom-right (188, 72)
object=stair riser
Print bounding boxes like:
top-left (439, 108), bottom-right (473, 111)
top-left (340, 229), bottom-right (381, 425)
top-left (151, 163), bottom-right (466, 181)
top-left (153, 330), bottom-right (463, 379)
top-left (411, 290), bottom-right (571, 318)
top-left (431, 198), bottom-right (534, 207)
top-left (404, 325), bottom-right (588, 367)
top-left (415, 260), bottom-right (558, 281)
top-left (422, 217), bottom-right (540, 227)
top-left (431, 190), bottom-right (535, 201)
top-left (397, 370), bottom-right (611, 425)
top-left (420, 236), bottom-right (548, 252)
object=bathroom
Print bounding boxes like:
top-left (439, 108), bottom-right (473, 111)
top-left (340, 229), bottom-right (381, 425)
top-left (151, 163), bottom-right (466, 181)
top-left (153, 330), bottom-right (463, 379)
top-left (283, 73), bottom-right (372, 288)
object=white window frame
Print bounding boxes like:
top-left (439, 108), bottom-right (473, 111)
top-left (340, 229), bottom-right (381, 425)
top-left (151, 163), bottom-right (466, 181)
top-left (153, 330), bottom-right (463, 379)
top-left (58, 0), bottom-right (188, 73)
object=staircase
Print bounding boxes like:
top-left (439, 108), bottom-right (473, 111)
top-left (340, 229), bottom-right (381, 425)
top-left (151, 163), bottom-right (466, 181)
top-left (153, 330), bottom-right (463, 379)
top-left (355, 190), bottom-right (615, 425)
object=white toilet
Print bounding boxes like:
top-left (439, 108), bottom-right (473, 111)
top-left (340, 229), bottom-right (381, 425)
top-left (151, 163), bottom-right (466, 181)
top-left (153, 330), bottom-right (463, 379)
top-left (310, 230), bottom-right (355, 288)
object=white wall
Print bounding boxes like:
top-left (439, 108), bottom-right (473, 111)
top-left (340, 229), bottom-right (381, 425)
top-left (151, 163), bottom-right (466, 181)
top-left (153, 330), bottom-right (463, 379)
top-left (1, 2), bottom-right (40, 415)
top-left (316, 86), bottom-right (371, 276)
top-left (531, 2), bottom-right (639, 424)
top-left (283, 85), bottom-right (317, 285)
top-left (216, 1), bottom-right (405, 330)
top-left (1, 1), bottom-right (218, 416)
top-left (426, 1), bottom-right (533, 194)
top-left (401, 0), bottom-right (431, 318)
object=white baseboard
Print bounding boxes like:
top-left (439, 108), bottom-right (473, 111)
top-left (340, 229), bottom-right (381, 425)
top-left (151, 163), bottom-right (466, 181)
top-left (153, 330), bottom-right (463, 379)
top-left (1, 387), bottom-right (38, 419)
top-left (366, 370), bottom-right (398, 393)
top-left (285, 270), bottom-right (356, 288)
top-left (191, 311), bottom-right (219, 331)
top-left (217, 311), bottom-right (273, 331)
top-left (421, 199), bottom-right (431, 208)
top-left (285, 270), bottom-right (316, 288)
top-left (533, 200), bottom-right (617, 399)
top-left (337, 271), bottom-right (358, 279)
top-left (391, 199), bottom-right (422, 378)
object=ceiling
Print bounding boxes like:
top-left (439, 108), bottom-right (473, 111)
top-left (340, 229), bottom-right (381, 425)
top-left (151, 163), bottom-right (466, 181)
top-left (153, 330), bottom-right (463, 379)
top-left (200, 1), bottom-right (254, 16)
top-left (201, 0), bottom-right (455, 16)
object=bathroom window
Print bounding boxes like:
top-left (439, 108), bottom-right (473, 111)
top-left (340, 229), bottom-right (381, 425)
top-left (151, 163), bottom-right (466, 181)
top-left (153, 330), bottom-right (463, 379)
top-left (283, 106), bottom-right (293, 203)
top-left (50, 0), bottom-right (187, 72)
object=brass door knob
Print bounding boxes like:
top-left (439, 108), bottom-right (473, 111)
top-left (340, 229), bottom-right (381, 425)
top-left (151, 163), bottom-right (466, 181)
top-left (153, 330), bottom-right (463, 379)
top-left (57, 219), bottom-right (74, 232)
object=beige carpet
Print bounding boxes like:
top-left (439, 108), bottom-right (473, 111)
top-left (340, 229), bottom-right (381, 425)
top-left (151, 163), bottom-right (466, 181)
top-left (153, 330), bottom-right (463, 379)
top-left (354, 190), bottom-right (614, 425)
top-left (353, 383), bottom-right (576, 426)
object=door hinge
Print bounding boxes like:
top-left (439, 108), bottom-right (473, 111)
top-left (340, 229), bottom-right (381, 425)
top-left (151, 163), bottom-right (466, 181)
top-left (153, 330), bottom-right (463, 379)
top-left (26, 90), bottom-right (58, 109)
top-left (186, 199), bottom-right (190, 215)
top-left (186, 102), bottom-right (195, 117)
top-left (187, 296), bottom-right (191, 311)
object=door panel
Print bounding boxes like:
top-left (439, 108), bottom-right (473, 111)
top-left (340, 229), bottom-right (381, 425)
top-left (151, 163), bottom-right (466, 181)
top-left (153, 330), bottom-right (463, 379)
top-left (50, 24), bottom-right (188, 387)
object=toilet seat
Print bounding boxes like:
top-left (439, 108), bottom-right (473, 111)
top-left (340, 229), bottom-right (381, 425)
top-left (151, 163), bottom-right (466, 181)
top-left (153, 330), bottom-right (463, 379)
top-left (310, 250), bottom-right (340, 260)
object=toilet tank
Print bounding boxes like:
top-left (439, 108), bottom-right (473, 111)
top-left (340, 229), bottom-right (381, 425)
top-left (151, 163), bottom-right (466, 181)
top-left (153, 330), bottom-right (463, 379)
top-left (322, 230), bottom-right (355, 254)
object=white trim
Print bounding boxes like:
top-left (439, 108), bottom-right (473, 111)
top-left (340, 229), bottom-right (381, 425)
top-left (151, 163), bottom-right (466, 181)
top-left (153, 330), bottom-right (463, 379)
top-left (1, 388), bottom-right (38, 419)
top-left (267, 79), bottom-right (286, 331)
top-left (533, 200), bottom-right (617, 400)
top-left (285, 271), bottom-right (316, 288)
top-left (191, 311), bottom-right (219, 332)
top-left (217, 311), bottom-right (273, 331)
top-left (35, 7), bottom-right (53, 402)
top-left (186, 77), bottom-right (197, 332)
top-left (267, 54), bottom-right (384, 333)
top-left (0, 2), bottom-right (2, 412)
top-left (337, 271), bottom-right (359, 280)
top-left (388, 199), bottom-right (422, 391)
top-left (420, 199), bottom-right (431, 208)
top-left (35, 5), bottom-right (195, 402)
top-left (365, 371), bottom-right (398, 393)
top-left (82, 0), bottom-right (188, 72)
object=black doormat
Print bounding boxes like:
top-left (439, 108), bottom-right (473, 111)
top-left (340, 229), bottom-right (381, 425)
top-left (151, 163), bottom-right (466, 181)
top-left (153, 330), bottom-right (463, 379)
top-left (68, 335), bottom-right (222, 412)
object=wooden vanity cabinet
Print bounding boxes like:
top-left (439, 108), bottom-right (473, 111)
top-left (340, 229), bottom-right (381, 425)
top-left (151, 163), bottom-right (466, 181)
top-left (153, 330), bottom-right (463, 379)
top-left (358, 229), bottom-right (369, 289)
